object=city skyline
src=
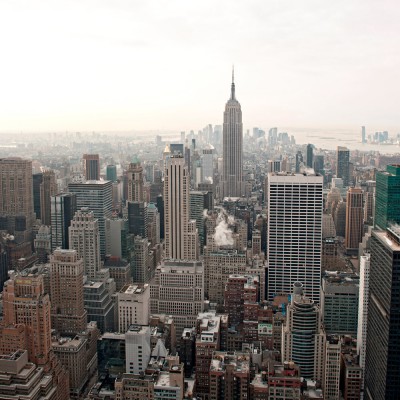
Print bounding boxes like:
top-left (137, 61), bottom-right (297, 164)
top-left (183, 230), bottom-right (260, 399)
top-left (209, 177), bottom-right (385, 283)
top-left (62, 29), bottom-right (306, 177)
top-left (1, 1), bottom-right (400, 133)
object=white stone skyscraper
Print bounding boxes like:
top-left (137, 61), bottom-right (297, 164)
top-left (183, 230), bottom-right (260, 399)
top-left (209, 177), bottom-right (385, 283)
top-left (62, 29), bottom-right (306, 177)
top-left (221, 69), bottom-right (243, 198)
top-left (267, 171), bottom-right (323, 303)
top-left (164, 155), bottom-right (198, 260)
top-left (69, 208), bottom-right (101, 279)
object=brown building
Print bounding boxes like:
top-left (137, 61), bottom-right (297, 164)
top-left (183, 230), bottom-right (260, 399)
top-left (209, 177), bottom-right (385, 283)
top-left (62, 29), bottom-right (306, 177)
top-left (52, 336), bottom-right (88, 398)
top-left (204, 249), bottom-right (247, 310)
top-left (40, 170), bottom-right (57, 226)
top-left (0, 350), bottom-right (67, 400)
top-left (104, 256), bottom-right (131, 292)
top-left (345, 187), bottom-right (364, 255)
top-left (127, 158), bottom-right (144, 202)
top-left (0, 157), bottom-right (34, 236)
top-left (195, 312), bottom-right (223, 399)
top-left (209, 351), bottom-right (251, 400)
top-left (82, 154), bottom-right (100, 181)
top-left (50, 249), bottom-right (87, 336)
top-left (1, 272), bottom-right (52, 366)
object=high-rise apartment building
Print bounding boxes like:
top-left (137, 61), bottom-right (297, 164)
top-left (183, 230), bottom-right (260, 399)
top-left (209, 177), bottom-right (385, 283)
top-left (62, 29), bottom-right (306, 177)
top-left (0, 157), bottom-right (34, 235)
top-left (105, 217), bottom-right (130, 258)
top-left (51, 192), bottom-right (77, 251)
top-left (132, 235), bottom-right (150, 283)
top-left (321, 273), bottom-right (359, 336)
top-left (1, 272), bottom-right (52, 366)
top-left (336, 146), bottom-right (350, 187)
top-left (82, 154), bottom-right (100, 181)
top-left (164, 155), bottom-right (199, 260)
top-left (364, 227), bottom-right (400, 400)
top-left (221, 70), bottom-right (243, 198)
top-left (375, 164), bottom-right (400, 229)
top-left (49, 249), bottom-right (87, 335)
top-left (40, 170), bottom-right (57, 225)
top-left (267, 172), bottom-right (323, 303)
top-left (204, 249), bottom-right (247, 310)
top-left (69, 208), bottom-right (101, 279)
top-left (357, 254), bottom-right (370, 393)
top-left (32, 172), bottom-right (43, 219)
top-left (68, 180), bottom-right (113, 257)
top-left (282, 282), bottom-right (325, 381)
top-left (127, 201), bottom-right (148, 238)
top-left (150, 260), bottom-right (204, 339)
top-left (127, 158), bottom-right (144, 202)
top-left (306, 143), bottom-right (314, 168)
top-left (345, 187), bottom-right (364, 255)
top-left (209, 351), bottom-right (251, 400)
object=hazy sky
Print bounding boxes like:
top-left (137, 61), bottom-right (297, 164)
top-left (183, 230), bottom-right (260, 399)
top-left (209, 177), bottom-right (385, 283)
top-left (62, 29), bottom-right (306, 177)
top-left (1, 0), bottom-right (400, 133)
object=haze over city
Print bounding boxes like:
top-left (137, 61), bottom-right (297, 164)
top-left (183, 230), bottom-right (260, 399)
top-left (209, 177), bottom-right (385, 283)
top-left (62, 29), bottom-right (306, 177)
top-left (1, 0), bottom-right (400, 133)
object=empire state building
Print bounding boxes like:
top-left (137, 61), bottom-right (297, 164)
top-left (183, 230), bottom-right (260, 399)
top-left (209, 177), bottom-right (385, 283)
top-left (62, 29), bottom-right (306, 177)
top-left (221, 70), bottom-right (243, 198)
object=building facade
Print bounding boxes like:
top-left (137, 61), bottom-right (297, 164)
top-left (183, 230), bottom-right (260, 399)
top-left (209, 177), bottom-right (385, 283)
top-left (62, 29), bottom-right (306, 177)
top-left (267, 172), bottom-right (323, 303)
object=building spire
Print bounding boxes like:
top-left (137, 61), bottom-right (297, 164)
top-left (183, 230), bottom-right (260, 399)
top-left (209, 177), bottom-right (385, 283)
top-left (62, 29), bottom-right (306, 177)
top-left (231, 65), bottom-right (235, 100)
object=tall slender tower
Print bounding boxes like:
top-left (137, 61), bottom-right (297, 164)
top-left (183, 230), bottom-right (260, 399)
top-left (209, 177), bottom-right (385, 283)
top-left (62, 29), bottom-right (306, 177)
top-left (127, 157), bottom-right (144, 202)
top-left (0, 157), bottom-right (34, 235)
top-left (50, 249), bottom-right (87, 335)
top-left (40, 170), bottom-right (57, 226)
top-left (69, 208), bottom-right (101, 279)
top-left (336, 146), bottom-right (350, 187)
top-left (364, 227), bottom-right (400, 399)
top-left (164, 155), bottom-right (198, 260)
top-left (2, 272), bottom-right (52, 366)
top-left (345, 187), bottom-right (364, 254)
top-left (221, 68), bottom-right (243, 198)
top-left (51, 193), bottom-right (77, 251)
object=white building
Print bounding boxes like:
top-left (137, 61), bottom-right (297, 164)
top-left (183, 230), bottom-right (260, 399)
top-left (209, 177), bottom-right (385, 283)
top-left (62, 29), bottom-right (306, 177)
top-left (125, 325), bottom-right (151, 374)
top-left (164, 155), bottom-right (198, 261)
top-left (69, 208), bottom-right (101, 279)
top-left (117, 284), bottom-right (150, 333)
top-left (267, 172), bottom-right (323, 303)
top-left (357, 254), bottom-right (370, 373)
top-left (150, 260), bottom-right (204, 339)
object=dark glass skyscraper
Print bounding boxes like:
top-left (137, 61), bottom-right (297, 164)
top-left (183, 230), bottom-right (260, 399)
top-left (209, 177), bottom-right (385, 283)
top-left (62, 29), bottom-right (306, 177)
top-left (364, 227), bottom-right (400, 399)
top-left (375, 164), bottom-right (400, 230)
top-left (336, 146), bottom-right (350, 187)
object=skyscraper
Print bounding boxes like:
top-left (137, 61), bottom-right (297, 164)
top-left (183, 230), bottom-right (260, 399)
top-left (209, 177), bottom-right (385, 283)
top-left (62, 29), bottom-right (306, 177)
top-left (50, 192), bottom-right (77, 251)
top-left (40, 170), bottom-right (57, 226)
top-left (50, 249), bottom-right (87, 335)
top-left (336, 146), bottom-right (350, 187)
top-left (306, 143), bottom-right (314, 168)
top-left (127, 158), bottom-right (144, 202)
top-left (106, 164), bottom-right (117, 182)
top-left (2, 272), bottom-right (52, 366)
top-left (361, 125), bottom-right (366, 143)
top-left (364, 227), bottom-right (400, 399)
top-left (32, 172), bottom-right (43, 219)
top-left (345, 187), bottom-right (364, 255)
top-left (69, 208), bottom-right (101, 279)
top-left (0, 157), bottom-right (34, 235)
top-left (221, 69), bottom-right (243, 198)
top-left (375, 164), bottom-right (400, 230)
top-left (282, 282), bottom-right (325, 381)
top-left (164, 155), bottom-right (198, 260)
top-left (68, 180), bottom-right (113, 257)
top-left (82, 154), bottom-right (100, 181)
top-left (267, 171), bottom-right (323, 303)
